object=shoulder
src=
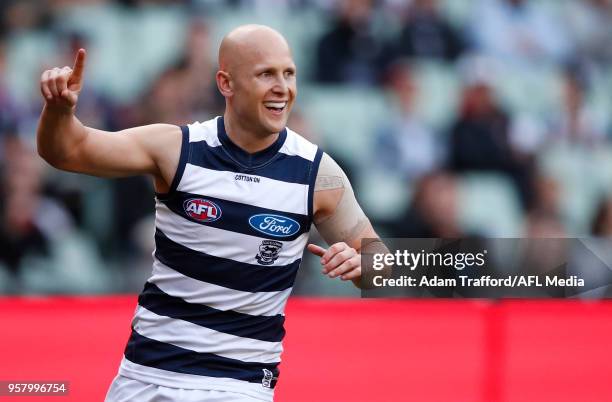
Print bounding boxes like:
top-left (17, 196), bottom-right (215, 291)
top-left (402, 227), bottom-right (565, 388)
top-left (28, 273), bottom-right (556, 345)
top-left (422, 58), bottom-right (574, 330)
top-left (182, 117), bottom-right (222, 146)
top-left (312, 152), bottom-right (352, 219)
top-left (123, 123), bottom-right (182, 154)
top-left (314, 153), bottom-right (347, 191)
top-left (280, 127), bottom-right (320, 162)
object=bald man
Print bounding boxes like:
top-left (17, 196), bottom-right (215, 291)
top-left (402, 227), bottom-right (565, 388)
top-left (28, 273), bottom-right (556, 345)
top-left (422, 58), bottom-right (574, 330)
top-left (37, 25), bottom-right (386, 401)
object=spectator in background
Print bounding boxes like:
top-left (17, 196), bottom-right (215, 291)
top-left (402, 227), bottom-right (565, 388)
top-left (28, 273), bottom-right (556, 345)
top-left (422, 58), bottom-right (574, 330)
top-left (0, 137), bottom-right (74, 279)
top-left (138, 65), bottom-right (194, 125)
top-left (373, 61), bottom-right (442, 181)
top-left (135, 19), bottom-right (221, 126)
top-left (287, 108), bottom-right (320, 145)
top-left (523, 173), bottom-right (566, 241)
top-left (529, 174), bottom-right (561, 218)
top-left (0, 137), bottom-right (50, 277)
top-left (391, 0), bottom-right (465, 62)
top-left (547, 66), bottom-right (608, 146)
top-left (447, 58), bottom-right (534, 208)
top-left (314, 0), bottom-right (388, 85)
top-left (470, 0), bottom-right (571, 65)
top-left (563, 0), bottom-right (612, 69)
top-left (389, 172), bottom-right (462, 238)
top-left (591, 196), bottom-right (612, 237)
top-left (0, 40), bottom-right (21, 159)
top-left (521, 210), bottom-right (567, 297)
top-left (179, 19), bottom-right (224, 121)
top-left (1, 0), bottom-right (52, 33)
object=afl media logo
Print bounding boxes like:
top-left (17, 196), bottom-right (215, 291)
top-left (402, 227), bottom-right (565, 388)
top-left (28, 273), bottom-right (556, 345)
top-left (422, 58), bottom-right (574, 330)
top-left (183, 198), bottom-right (221, 222)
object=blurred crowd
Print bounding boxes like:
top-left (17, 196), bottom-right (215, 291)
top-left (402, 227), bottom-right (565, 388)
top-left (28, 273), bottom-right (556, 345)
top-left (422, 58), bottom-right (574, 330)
top-left (0, 0), bottom-right (611, 295)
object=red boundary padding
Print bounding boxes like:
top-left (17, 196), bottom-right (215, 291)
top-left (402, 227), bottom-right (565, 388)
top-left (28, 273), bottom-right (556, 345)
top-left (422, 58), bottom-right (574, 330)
top-left (0, 297), bottom-right (610, 402)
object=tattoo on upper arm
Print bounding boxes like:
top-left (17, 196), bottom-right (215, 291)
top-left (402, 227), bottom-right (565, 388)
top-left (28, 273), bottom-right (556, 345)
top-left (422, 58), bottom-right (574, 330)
top-left (315, 175), bottom-right (344, 191)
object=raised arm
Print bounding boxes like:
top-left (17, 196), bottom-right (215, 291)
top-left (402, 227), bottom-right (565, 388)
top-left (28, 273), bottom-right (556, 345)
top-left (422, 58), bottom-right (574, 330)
top-left (307, 153), bottom-right (389, 288)
top-left (37, 49), bottom-right (181, 190)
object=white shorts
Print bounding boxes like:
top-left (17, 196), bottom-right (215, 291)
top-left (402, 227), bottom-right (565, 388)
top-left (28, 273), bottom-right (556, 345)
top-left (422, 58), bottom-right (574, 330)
top-left (105, 375), bottom-right (268, 402)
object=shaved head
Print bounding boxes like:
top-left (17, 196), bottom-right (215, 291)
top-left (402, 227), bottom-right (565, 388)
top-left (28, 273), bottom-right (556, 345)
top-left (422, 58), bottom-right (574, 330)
top-left (215, 24), bottom-right (297, 145)
top-left (219, 25), bottom-right (291, 73)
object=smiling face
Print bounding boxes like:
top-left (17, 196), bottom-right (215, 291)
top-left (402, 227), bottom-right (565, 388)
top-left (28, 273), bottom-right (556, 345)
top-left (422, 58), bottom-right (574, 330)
top-left (217, 26), bottom-right (297, 138)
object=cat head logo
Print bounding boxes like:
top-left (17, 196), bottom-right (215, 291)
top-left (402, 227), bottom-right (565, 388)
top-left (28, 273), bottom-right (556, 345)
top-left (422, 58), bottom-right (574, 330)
top-left (255, 240), bottom-right (283, 265)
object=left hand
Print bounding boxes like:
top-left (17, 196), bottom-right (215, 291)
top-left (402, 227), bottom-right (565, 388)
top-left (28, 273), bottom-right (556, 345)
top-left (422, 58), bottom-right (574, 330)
top-left (307, 242), bottom-right (361, 281)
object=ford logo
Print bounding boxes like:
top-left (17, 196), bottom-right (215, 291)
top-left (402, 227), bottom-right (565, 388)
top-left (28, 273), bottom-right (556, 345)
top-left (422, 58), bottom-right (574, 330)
top-left (249, 214), bottom-right (301, 237)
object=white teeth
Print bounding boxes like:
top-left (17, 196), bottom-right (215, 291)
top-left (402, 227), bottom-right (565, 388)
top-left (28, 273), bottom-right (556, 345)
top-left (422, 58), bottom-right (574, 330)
top-left (264, 102), bottom-right (287, 108)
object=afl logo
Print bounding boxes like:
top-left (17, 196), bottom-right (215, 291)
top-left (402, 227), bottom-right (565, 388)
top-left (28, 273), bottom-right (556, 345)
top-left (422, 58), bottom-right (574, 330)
top-left (183, 198), bottom-right (221, 222)
top-left (249, 214), bottom-right (300, 237)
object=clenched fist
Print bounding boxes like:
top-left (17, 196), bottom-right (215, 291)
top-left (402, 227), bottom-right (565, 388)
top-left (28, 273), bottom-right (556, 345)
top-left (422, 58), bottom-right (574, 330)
top-left (40, 48), bottom-right (86, 110)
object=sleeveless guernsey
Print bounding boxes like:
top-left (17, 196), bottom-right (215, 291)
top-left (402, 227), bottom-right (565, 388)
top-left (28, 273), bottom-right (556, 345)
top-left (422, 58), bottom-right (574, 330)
top-left (117, 116), bottom-right (323, 401)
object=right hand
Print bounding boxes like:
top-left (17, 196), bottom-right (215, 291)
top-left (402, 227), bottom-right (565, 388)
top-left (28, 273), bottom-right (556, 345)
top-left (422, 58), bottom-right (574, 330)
top-left (40, 48), bottom-right (86, 110)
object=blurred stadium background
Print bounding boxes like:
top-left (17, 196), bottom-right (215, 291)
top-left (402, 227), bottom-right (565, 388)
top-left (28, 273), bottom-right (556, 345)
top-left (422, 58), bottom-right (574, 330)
top-left (0, 0), bottom-right (611, 401)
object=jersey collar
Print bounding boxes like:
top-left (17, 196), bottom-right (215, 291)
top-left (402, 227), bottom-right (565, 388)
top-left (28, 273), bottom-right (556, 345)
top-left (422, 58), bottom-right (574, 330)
top-left (217, 116), bottom-right (287, 169)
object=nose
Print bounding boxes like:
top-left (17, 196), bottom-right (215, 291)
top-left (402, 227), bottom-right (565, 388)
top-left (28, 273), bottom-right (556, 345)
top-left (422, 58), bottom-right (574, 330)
top-left (272, 74), bottom-right (289, 95)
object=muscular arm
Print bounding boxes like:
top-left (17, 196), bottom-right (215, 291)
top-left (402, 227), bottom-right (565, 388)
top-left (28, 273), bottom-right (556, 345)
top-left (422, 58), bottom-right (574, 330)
top-left (313, 153), bottom-right (372, 245)
top-left (310, 153), bottom-right (389, 288)
top-left (37, 107), bottom-right (181, 183)
top-left (36, 49), bottom-right (181, 191)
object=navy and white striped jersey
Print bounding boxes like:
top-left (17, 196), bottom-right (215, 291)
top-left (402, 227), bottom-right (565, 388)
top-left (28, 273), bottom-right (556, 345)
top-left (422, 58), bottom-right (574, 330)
top-left (117, 116), bottom-right (323, 401)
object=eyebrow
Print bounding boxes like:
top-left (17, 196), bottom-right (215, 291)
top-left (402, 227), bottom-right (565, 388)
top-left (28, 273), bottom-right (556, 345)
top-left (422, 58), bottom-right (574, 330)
top-left (254, 65), bottom-right (296, 74)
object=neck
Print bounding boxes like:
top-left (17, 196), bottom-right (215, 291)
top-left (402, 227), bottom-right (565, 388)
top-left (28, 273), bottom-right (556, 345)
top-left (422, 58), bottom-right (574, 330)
top-left (223, 111), bottom-right (279, 154)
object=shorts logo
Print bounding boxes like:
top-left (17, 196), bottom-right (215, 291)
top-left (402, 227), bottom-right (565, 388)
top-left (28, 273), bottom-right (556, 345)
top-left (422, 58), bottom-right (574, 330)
top-left (249, 214), bottom-right (300, 237)
top-left (262, 368), bottom-right (276, 389)
top-left (183, 198), bottom-right (221, 222)
top-left (256, 240), bottom-right (283, 265)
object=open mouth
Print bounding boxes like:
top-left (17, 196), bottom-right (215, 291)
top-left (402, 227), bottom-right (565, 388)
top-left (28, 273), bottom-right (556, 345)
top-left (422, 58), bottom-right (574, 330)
top-left (264, 101), bottom-right (287, 114)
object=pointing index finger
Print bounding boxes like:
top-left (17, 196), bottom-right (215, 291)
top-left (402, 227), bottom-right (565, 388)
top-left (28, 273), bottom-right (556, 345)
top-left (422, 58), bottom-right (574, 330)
top-left (69, 48), bottom-right (86, 85)
top-left (306, 244), bottom-right (326, 258)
